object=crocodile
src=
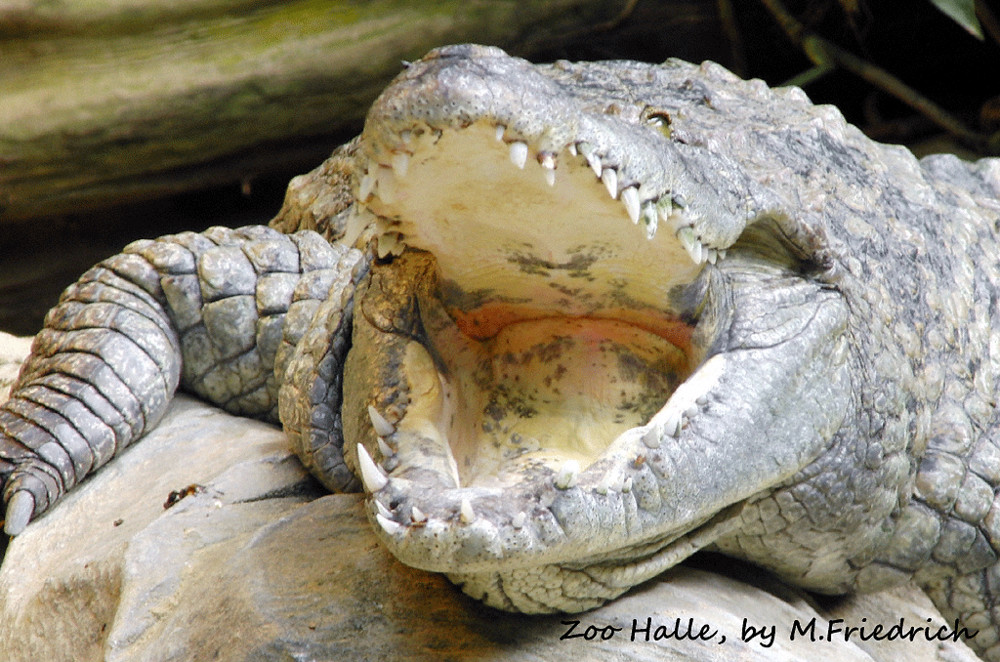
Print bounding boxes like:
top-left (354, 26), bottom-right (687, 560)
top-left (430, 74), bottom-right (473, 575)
top-left (3, 43), bottom-right (1000, 658)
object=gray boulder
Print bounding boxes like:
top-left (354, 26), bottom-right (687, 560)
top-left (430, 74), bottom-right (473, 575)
top-left (0, 332), bottom-right (979, 661)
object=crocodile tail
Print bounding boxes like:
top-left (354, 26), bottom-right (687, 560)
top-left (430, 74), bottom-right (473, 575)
top-left (1, 226), bottom-right (362, 534)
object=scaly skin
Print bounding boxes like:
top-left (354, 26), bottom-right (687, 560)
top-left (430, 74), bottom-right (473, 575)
top-left (4, 44), bottom-right (1000, 658)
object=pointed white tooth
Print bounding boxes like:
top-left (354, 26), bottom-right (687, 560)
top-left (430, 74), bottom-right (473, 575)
top-left (555, 460), bottom-right (580, 489)
top-left (357, 443), bottom-right (388, 492)
top-left (621, 187), bottom-right (640, 223)
top-left (692, 240), bottom-right (704, 264)
top-left (719, 249), bottom-right (727, 260)
top-left (665, 410), bottom-right (682, 437)
top-left (400, 130), bottom-right (412, 144)
top-left (540, 153), bottom-right (556, 186)
top-left (367, 405), bottom-right (396, 436)
top-left (376, 232), bottom-right (405, 259)
top-left (677, 227), bottom-right (700, 264)
top-left (359, 173), bottom-right (375, 200)
top-left (601, 168), bottom-right (618, 198)
top-left (373, 501), bottom-right (393, 521)
top-left (578, 142), bottom-right (601, 177)
top-left (495, 124), bottom-right (506, 141)
top-left (706, 248), bottom-right (718, 264)
top-left (509, 141), bottom-right (528, 169)
top-left (3, 490), bottom-right (34, 536)
top-left (377, 436), bottom-right (394, 458)
top-left (589, 154), bottom-right (602, 177)
top-left (622, 477), bottom-right (633, 492)
top-left (376, 513), bottom-right (404, 536)
top-left (568, 142), bottom-right (578, 156)
top-left (643, 203), bottom-right (659, 238)
top-left (391, 152), bottom-right (409, 177)
top-left (377, 168), bottom-right (397, 203)
top-left (411, 506), bottom-right (428, 523)
top-left (641, 428), bottom-right (660, 449)
top-left (376, 233), bottom-right (394, 259)
top-left (656, 196), bottom-right (673, 220)
top-left (460, 498), bottom-right (475, 524)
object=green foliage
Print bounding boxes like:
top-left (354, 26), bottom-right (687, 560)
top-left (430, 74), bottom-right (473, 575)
top-left (927, 0), bottom-right (984, 38)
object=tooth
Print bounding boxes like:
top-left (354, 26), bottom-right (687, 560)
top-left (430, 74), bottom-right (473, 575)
top-left (376, 513), bottom-right (404, 536)
top-left (665, 410), bottom-right (682, 437)
top-left (495, 124), bottom-right (506, 141)
top-left (555, 460), bottom-right (580, 489)
top-left (377, 436), bottom-right (394, 458)
top-left (578, 142), bottom-right (602, 177)
top-left (656, 197), bottom-right (673, 220)
top-left (377, 167), bottom-right (397, 203)
top-left (677, 227), bottom-right (702, 264)
top-left (539, 153), bottom-right (556, 186)
top-left (641, 428), bottom-right (660, 449)
top-left (367, 405), bottom-right (396, 436)
top-left (685, 404), bottom-right (699, 418)
top-left (3, 491), bottom-right (34, 536)
top-left (601, 168), bottom-right (618, 198)
top-left (359, 173), bottom-right (375, 200)
top-left (357, 443), bottom-right (388, 492)
top-left (622, 477), bottom-right (633, 493)
top-left (509, 141), bottom-right (528, 169)
top-left (568, 143), bottom-right (578, 156)
top-left (692, 240), bottom-right (704, 264)
top-left (400, 130), bottom-right (412, 145)
top-left (621, 187), bottom-right (640, 223)
top-left (719, 249), bottom-right (727, 260)
top-left (391, 152), bottom-right (409, 177)
top-left (460, 498), bottom-right (475, 524)
top-left (375, 500), bottom-right (393, 519)
top-left (376, 232), bottom-right (404, 259)
top-left (642, 203), bottom-right (658, 238)
top-left (512, 512), bottom-right (527, 528)
top-left (411, 506), bottom-right (428, 523)
top-left (696, 394), bottom-right (709, 405)
top-left (706, 248), bottom-right (718, 264)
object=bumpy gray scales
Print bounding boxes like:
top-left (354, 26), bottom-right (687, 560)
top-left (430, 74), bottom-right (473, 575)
top-left (3, 44), bottom-right (1000, 660)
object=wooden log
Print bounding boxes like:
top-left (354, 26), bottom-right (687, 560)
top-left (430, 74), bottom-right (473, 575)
top-left (0, 0), bottom-right (627, 221)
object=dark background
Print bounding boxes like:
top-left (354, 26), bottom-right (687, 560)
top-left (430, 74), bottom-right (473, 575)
top-left (3, 0), bottom-right (998, 336)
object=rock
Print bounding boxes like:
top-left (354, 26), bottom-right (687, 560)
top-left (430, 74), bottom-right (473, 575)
top-left (0, 333), bottom-right (980, 661)
top-left (0, 332), bottom-right (32, 401)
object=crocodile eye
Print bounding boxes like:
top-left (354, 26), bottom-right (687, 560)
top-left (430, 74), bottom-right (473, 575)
top-left (643, 110), bottom-right (672, 138)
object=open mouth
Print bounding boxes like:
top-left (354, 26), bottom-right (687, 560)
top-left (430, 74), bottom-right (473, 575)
top-left (330, 46), bottom-right (850, 613)
top-left (345, 112), bottom-right (732, 557)
top-left (358, 121), bottom-right (712, 486)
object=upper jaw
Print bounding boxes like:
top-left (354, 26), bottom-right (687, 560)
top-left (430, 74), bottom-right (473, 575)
top-left (339, 45), bottom-right (850, 593)
top-left (354, 43), bottom-right (760, 264)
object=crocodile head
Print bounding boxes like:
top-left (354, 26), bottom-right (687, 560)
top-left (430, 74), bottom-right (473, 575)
top-left (337, 45), bottom-right (855, 613)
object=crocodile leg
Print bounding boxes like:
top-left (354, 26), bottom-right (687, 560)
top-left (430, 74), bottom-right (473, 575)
top-left (0, 226), bottom-right (363, 534)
